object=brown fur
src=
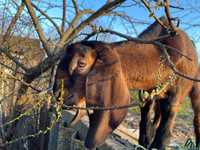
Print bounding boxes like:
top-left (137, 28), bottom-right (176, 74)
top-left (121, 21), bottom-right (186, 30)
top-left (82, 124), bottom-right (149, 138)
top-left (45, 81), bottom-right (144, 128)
top-left (190, 66), bottom-right (200, 146)
top-left (54, 43), bottom-right (130, 149)
top-left (140, 67), bottom-right (200, 149)
top-left (138, 16), bottom-right (170, 40)
top-left (54, 17), bottom-right (198, 149)
top-left (83, 43), bottom-right (130, 149)
top-left (135, 17), bottom-right (199, 149)
top-left (84, 29), bottom-right (197, 149)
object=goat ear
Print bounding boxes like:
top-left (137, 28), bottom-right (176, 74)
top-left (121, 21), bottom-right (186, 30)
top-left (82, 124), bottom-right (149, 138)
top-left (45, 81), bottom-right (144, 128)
top-left (68, 55), bottom-right (78, 75)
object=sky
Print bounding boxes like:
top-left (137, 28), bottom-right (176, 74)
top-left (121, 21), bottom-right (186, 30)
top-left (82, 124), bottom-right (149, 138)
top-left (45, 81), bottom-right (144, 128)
top-left (40, 0), bottom-right (200, 39)
top-left (2, 0), bottom-right (200, 58)
top-left (71, 0), bottom-right (200, 58)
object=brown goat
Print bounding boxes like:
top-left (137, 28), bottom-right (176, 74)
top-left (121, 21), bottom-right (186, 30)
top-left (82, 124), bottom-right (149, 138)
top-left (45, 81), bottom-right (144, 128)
top-left (138, 17), bottom-right (200, 147)
top-left (54, 43), bottom-right (130, 149)
top-left (54, 17), bottom-right (198, 149)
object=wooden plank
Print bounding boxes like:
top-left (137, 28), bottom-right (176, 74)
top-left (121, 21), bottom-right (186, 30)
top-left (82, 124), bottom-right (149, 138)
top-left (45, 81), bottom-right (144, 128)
top-left (114, 125), bottom-right (139, 144)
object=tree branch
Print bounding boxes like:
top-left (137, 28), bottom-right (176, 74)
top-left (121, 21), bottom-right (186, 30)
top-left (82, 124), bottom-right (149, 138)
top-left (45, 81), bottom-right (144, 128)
top-left (140, 0), bottom-right (168, 30)
top-left (164, 0), bottom-right (177, 32)
top-left (152, 0), bottom-right (184, 10)
top-left (4, 72), bottom-right (41, 92)
top-left (0, 47), bottom-right (28, 72)
top-left (58, 0), bottom-right (126, 47)
top-left (72, 0), bottom-right (79, 14)
top-left (13, 0), bottom-right (127, 98)
top-left (61, 0), bottom-right (66, 33)
top-left (23, 0), bottom-right (51, 56)
top-left (0, 61), bottom-right (25, 75)
top-left (59, 9), bottom-right (93, 43)
top-left (2, 2), bottom-right (25, 43)
top-left (160, 44), bottom-right (200, 82)
top-left (31, 2), bottom-right (62, 37)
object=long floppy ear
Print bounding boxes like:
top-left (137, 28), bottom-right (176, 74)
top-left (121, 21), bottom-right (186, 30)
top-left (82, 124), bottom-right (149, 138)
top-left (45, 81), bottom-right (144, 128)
top-left (85, 44), bottom-right (120, 94)
top-left (68, 54), bottom-right (78, 75)
top-left (53, 59), bottom-right (71, 99)
top-left (86, 44), bottom-right (124, 106)
top-left (84, 44), bottom-right (130, 149)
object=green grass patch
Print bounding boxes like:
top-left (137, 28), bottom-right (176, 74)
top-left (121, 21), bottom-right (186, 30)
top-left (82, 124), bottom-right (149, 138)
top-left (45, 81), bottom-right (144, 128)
top-left (178, 97), bottom-right (193, 117)
top-left (129, 90), bottom-right (193, 119)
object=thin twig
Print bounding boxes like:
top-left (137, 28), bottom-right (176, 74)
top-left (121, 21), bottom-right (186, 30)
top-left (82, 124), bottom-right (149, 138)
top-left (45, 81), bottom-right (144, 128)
top-left (4, 72), bottom-right (41, 92)
top-left (59, 9), bottom-right (94, 47)
top-left (61, 0), bottom-right (66, 33)
top-left (2, 3), bottom-right (25, 44)
top-left (0, 61), bottom-right (25, 75)
top-left (152, 0), bottom-right (184, 10)
top-left (160, 44), bottom-right (200, 82)
top-left (169, 5), bottom-right (184, 10)
top-left (62, 101), bottom-right (139, 110)
top-left (58, 0), bottom-right (126, 47)
top-left (72, 0), bottom-right (79, 14)
top-left (140, 0), bottom-right (168, 30)
top-left (164, 0), bottom-right (177, 32)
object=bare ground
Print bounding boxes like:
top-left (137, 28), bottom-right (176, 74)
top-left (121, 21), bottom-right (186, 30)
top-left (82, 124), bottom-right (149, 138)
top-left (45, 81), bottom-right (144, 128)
top-left (123, 97), bottom-right (195, 147)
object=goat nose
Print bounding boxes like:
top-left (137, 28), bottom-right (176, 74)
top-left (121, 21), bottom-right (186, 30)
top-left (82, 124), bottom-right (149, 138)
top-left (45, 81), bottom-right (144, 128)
top-left (78, 60), bottom-right (86, 67)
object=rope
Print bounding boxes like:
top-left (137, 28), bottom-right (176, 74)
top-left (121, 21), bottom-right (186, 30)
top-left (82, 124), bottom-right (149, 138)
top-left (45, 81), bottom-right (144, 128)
top-left (62, 101), bottom-right (140, 111)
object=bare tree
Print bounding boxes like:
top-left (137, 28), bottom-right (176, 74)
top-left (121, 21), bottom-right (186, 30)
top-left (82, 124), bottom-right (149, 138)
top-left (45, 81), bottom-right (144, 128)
top-left (0, 0), bottom-right (199, 149)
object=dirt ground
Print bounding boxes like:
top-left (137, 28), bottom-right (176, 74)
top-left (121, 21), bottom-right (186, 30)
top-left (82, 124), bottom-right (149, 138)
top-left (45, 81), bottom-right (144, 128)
top-left (123, 97), bottom-right (195, 148)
